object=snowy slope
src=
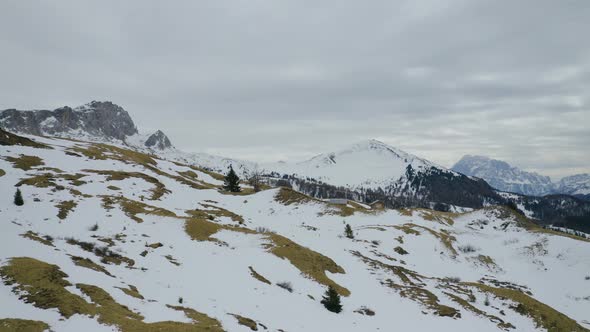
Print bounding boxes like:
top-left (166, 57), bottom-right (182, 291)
top-left (1, 134), bottom-right (589, 332)
top-left (452, 155), bottom-right (554, 196)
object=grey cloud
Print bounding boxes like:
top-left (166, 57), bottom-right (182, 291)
top-left (0, 0), bottom-right (589, 179)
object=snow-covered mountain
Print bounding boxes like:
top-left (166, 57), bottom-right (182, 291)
top-left (557, 174), bottom-right (590, 199)
top-left (268, 139), bottom-right (438, 189)
top-left (0, 101), bottom-right (174, 151)
top-left (452, 155), bottom-right (554, 196)
top-left (2, 101), bottom-right (589, 224)
top-left (1, 132), bottom-right (589, 331)
top-left (452, 155), bottom-right (590, 201)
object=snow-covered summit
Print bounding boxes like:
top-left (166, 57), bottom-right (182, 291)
top-left (268, 139), bottom-right (440, 188)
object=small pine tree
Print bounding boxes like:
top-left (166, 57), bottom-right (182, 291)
top-left (344, 224), bottom-right (354, 239)
top-left (321, 286), bottom-right (342, 313)
top-left (14, 188), bottom-right (24, 206)
top-left (223, 165), bottom-right (241, 192)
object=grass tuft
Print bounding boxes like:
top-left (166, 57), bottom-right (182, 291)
top-left (249, 266), bottom-right (271, 285)
top-left (0, 318), bottom-right (50, 332)
top-left (4, 155), bottom-right (44, 170)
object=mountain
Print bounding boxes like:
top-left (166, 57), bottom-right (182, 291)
top-left (1, 131), bottom-right (589, 331)
top-left (0, 101), bottom-right (172, 150)
top-left (452, 155), bottom-right (590, 201)
top-left (262, 140), bottom-right (504, 210)
top-left (557, 174), bottom-right (590, 200)
top-left (452, 155), bottom-right (554, 196)
top-left (2, 102), bottom-right (588, 229)
top-left (270, 139), bottom-right (437, 189)
top-left (144, 130), bottom-right (173, 150)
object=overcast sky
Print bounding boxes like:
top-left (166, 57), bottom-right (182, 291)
top-left (1, 1), bottom-right (589, 180)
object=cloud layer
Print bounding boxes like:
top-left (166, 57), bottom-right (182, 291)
top-left (1, 0), bottom-right (588, 179)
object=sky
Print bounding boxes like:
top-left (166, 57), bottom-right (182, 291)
top-left (0, 1), bottom-right (589, 180)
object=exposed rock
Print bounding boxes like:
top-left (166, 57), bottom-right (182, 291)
top-left (144, 130), bottom-right (172, 150)
top-left (0, 101), bottom-right (137, 141)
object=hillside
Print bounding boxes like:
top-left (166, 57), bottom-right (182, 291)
top-left (1, 133), bottom-right (590, 331)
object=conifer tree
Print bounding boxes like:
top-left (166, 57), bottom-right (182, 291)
top-left (223, 165), bottom-right (241, 192)
top-left (14, 188), bottom-right (24, 206)
top-left (344, 224), bottom-right (354, 239)
top-left (321, 286), bottom-right (342, 313)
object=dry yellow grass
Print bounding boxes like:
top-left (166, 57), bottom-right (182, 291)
top-left (0, 257), bottom-right (224, 332)
top-left (115, 285), bottom-right (144, 300)
top-left (4, 154), bottom-right (44, 170)
top-left (71, 256), bottom-right (113, 277)
top-left (249, 266), bottom-right (271, 285)
top-left (20, 231), bottom-right (54, 247)
top-left (101, 195), bottom-right (176, 223)
top-left (467, 282), bottom-right (589, 332)
top-left (0, 318), bottom-right (50, 332)
top-left (263, 233), bottom-right (349, 296)
top-left (83, 169), bottom-right (170, 200)
top-left (56, 200), bottom-right (77, 220)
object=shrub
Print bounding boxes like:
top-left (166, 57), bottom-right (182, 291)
top-left (444, 276), bottom-right (461, 283)
top-left (276, 281), bottom-right (293, 293)
top-left (344, 224), bottom-right (354, 239)
top-left (503, 238), bottom-right (519, 245)
top-left (354, 306), bottom-right (375, 316)
top-left (433, 202), bottom-right (450, 212)
top-left (394, 246), bottom-right (409, 255)
top-left (255, 226), bottom-right (273, 234)
top-left (89, 223), bottom-right (99, 231)
top-left (14, 188), bottom-right (24, 206)
top-left (321, 286), bottom-right (342, 313)
top-left (458, 244), bottom-right (477, 253)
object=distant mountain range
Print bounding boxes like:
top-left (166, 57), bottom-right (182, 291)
top-left (2, 101), bottom-right (590, 232)
top-left (452, 155), bottom-right (590, 200)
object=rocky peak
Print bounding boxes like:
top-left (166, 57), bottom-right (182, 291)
top-left (144, 130), bottom-right (173, 150)
top-left (0, 101), bottom-right (138, 141)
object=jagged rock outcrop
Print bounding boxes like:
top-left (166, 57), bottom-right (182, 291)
top-left (144, 130), bottom-right (172, 150)
top-left (0, 101), bottom-right (137, 141)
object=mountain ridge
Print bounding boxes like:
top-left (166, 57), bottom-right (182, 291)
top-left (2, 101), bottom-right (589, 230)
top-left (452, 155), bottom-right (589, 199)
top-left (0, 101), bottom-right (173, 151)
